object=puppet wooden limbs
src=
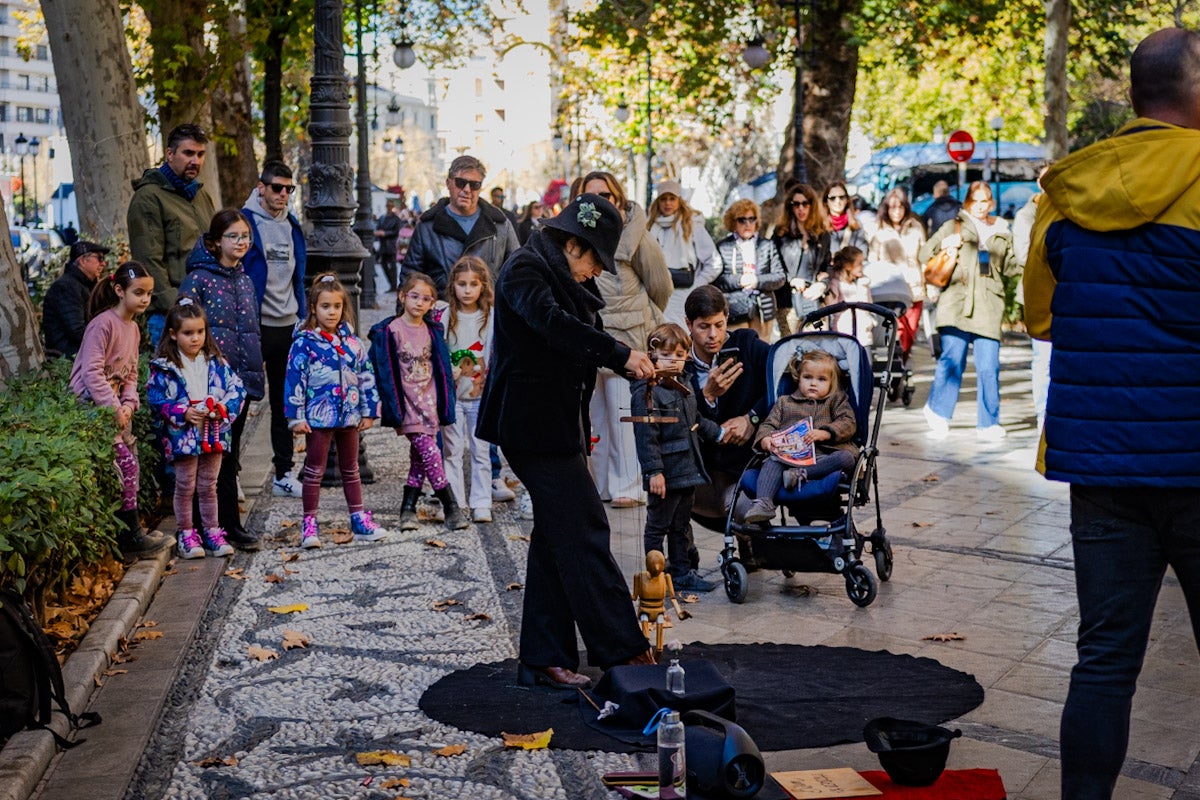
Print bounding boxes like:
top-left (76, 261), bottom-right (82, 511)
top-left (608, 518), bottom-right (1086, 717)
top-left (632, 550), bottom-right (692, 653)
top-left (620, 361), bottom-right (690, 425)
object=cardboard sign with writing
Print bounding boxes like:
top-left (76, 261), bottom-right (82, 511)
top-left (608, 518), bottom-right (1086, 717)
top-left (772, 768), bottom-right (882, 799)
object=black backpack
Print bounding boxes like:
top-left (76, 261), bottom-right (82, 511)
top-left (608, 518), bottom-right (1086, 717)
top-left (0, 588), bottom-right (101, 747)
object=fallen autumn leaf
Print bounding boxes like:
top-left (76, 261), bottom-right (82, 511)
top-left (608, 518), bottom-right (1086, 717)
top-left (247, 645), bottom-right (279, 661)
top-left (502, 729), bottom-right (553, 749)
top-left (355, 751), bottom-right (411, 767)
top-left (267, 603), bottom-right (308, 614)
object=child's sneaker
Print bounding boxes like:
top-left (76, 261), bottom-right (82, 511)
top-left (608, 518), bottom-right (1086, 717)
top-left (300, 515), bottom-right (321, 549)
top-left (472, 506), bottom-right (493, 523)
top-left (351, 510), bottom-right (388, 542)
top-left (176, 528), bottom-right (205, 559)
top-left (203, 528), bottom-right (235, 557)
top-left (743, 499), bottom-right (777, 524)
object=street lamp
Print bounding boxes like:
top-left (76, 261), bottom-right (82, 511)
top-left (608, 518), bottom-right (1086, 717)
top-left (742, 26), bottom-right (770, 69)
top-left (551, 125), bottom-right (564, 182)
top-left (989, 115), bottom-right (1004, 208)
top-left (29, 136), bottom-right (39, 225)
top-left (14, 132), bottom-right (27, 224)
top-left (745, 1), bottom-right (810, 183)
top-left (393, 1), bottom-right (416, 69)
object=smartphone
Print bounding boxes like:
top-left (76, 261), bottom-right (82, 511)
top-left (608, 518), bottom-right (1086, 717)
top-left (978, 248), bottom-right (991, 277)
top-left (717, 347), bottom-right (740, 367)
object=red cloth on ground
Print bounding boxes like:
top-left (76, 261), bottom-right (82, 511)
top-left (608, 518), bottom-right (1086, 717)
top-left (855, 769), bottom-right (1006, 799)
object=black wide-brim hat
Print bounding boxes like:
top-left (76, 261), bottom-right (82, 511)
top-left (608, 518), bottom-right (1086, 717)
top-left (541, 192), bottom-right (622, 275)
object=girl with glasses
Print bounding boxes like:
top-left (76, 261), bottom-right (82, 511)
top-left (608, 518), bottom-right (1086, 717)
top-left (179, 209), bottom-right (266, 549)
top-left (714, 198), bottom-right (785, 342)
top-left (772, 183), bottom-right (832, 335)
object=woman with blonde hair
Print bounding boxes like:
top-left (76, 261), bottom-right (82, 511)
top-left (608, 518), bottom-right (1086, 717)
top-left (773, 182), bottom-right (831, 334)
top-left (575, 170), bottom-right (672, 508)
top-left (647, 179), bottom-right (718, 326)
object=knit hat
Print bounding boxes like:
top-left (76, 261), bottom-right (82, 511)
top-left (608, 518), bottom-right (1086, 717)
top-left (541, 192), bottom-right (622, 275)
top-left (655, 179), bottom-right (685, 200)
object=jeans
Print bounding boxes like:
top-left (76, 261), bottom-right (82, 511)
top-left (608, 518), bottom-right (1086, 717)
top-left (1031, 338), bottom-right (1052, 430)
top-left (927, 326), bottom-right (1001, 428)
top-left (443, 399), bottom-right (491, 509)
top-left (1060, 486), bottom-right (1200, 800)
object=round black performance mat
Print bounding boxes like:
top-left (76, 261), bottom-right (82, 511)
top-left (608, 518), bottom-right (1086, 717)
top-left (419, 643), bottom-right (984, 753)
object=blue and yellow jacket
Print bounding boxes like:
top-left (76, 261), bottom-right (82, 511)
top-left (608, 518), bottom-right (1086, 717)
top-left (1025, 119), bottom-right (1200, 486)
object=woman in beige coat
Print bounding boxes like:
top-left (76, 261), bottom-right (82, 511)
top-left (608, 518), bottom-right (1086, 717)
top-left (578, 171), bottom-right (672, 507)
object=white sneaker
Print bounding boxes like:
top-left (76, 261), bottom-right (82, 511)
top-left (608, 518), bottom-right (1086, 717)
top-left (923, 405), bottom-right (950, 440)
top-left (491, 478), bottom-right (516, 503)
top-left (273, 472), bottom-right (303, 497)
top-left (472, 507), bottom-right (493, 523)
top-left (517, 492), bottom-right (534, 520)
top-left (976, 425), bottom-right (1008, 441)
top-left (237, 478), bottom-right (246, 503)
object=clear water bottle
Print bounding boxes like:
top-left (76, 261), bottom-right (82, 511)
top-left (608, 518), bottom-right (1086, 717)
top-left (666, 658), bottom-right (686, 696)
top-left (657, 710), bottom-right (687, 799)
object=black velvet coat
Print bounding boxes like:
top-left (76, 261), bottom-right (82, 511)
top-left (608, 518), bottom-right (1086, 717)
top-left (476, 231), bottom-right (632, 455)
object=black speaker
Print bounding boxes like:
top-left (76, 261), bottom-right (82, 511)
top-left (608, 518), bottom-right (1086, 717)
top-left (683, 710), bottom-right (765, 799)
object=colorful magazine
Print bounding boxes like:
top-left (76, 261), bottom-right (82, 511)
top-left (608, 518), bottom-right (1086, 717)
top-left (768, 417), bottom-right (816, 467)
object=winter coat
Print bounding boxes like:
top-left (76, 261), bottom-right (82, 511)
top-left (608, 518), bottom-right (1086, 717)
top-left (774, 229), bottom-right (832, 318)
top-left (41, 261), bottom-right (96, 357)
top-left (283, 323), bottom-right (380, 429)
top-left (713, 234), bottom-right (786, 324)
top-left (127, 168), bottom-right (217, 314)
top-left (648, 211), bottom-right (720, 327)
top-left (755, 389), bottom-right (859, 457)
top-left (1025, 118), bottom-right (1200, 486)
top-left (918, 211), bottom-right (1018, 340)
top-left (179, 241), bottom-right (265, 400)
top-left (400, 199), bottom-right (520, 297)
top-left (684, 327), bottom-right (772, 477)
top-left (242, 194), bottom-right (307, 315)
top-left (594, 201), bottom-right (672, 351)
top-left (631, 380), bottom-right (721, 491)
top-left (476, 230), bottom-right (632, 455)
top-left (368, 314), bottom-right (456, 430)
top-left (147, 355), bottom-right (246, 461)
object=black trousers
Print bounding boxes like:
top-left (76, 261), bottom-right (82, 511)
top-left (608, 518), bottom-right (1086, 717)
top-left (378, 245), bottom-right (398, 290)
top-left (505, 448), bottom-right (648, 670)
top-left (261, 324), bottom-right (295, 480)
top-left (216, 410), bottom-right (248, 532)
top-left (645, 488), bottom-right (695, 578)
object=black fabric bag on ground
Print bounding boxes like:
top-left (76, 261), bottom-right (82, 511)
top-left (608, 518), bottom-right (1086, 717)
top-left (584, 660), bottom-right (736, 744)
top-left (0, 588), bottom-right (100, 747)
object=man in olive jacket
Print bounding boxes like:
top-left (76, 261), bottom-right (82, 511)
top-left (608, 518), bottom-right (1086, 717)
top-left (127, 123), bottom-right (217, 344)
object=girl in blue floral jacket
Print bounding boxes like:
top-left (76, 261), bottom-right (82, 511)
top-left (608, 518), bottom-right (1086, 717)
top-left (147, 298), bottom-right (246, 559)
top-left (285, 274), bottom-right (384, 549)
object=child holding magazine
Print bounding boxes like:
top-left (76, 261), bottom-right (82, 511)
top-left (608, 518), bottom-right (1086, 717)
top-left (744, 349), bottom-right (858, 523)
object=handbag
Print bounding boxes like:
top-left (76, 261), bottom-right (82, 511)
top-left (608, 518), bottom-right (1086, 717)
top-left (754, 291), bottom-right (776, 323)
top-left (669, 266), bottom-right (696, 289)
top-left (922, 220), bottom-right (961, 289)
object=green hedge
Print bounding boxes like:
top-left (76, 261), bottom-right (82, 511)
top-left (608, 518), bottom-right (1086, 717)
top-left (0, 357), bottom-right (161, 601)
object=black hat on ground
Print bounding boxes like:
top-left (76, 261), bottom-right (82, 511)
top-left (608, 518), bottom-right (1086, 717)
top-left (541, 192), bottom-right (622, 275)
top-left (69, 240), bottom-right (111, 263)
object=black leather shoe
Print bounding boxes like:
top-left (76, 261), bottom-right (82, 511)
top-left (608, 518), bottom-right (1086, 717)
top-left (517, 663), bottom-right (592, 689)
top-left (225, 527), bottom-right (262, 551)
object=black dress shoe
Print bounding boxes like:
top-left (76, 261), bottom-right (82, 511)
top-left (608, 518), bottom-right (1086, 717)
top-left (225, 527), bottom-right (262, 551)
top-left (517, 663), bottom-right (591, 689)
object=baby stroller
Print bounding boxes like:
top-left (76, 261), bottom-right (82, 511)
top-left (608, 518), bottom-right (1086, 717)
top-left (873, 300), bottom-right (915, 407)
top-left (718, 302), bottom-right (897, 607)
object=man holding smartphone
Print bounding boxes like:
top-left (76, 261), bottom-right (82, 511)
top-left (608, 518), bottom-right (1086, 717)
top-left (683, 285), bottom-right (772, 529)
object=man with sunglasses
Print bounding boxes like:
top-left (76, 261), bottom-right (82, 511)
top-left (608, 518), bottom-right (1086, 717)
top-left (42, 240), bottom-right (110, 358)
top-left (401, 154), bottom-right (520, 298)
top-left (127, 123), bottom-right (217, 346)
top-left (242, 159), bottom-right (308, 499)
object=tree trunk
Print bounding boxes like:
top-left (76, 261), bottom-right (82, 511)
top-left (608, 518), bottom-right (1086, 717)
top-left (41, 0), bottom-right (147, 240)
top-left (142, 0), bottom-right (210, 138)
top-left (1043, 0), bottom-right (1070, 159)
top-left (263, 27), bottom-right (285, 162)
top-left (211, 9), bottom-right (259, 207)
top-left (0, 207), bottom-right (44, 386)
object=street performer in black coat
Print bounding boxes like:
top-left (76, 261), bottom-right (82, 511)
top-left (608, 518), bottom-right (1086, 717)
top-left (477, 193), bottom-right (658, 689)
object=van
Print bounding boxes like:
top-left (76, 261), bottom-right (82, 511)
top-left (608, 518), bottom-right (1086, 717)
top-left (848, 141), bottom-right (1046, 219)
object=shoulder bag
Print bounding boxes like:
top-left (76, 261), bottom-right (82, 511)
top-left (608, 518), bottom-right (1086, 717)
top-left (922, 220), bottom-right (961, 289)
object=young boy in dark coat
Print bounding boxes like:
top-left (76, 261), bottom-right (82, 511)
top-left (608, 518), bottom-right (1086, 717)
top-left (632, 323), bottom-right (725, 592)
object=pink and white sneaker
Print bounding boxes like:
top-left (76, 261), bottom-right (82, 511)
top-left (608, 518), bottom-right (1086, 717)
top-left (202, 528), bottom-right (235, 557)
top-left (301, 515), bottom-right (322, 549)
top-left (176, 528), bottom-right (204, 559)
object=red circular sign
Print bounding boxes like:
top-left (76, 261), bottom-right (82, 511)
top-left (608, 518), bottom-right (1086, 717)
top-left (946, 130), bottom-right (975, 163)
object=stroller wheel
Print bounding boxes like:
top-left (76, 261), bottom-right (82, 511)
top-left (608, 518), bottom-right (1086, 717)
top-left (724, 561), bottom-right (749, 604)
top-left (846, 564), bottom-right (877, 607)
top-left (874, 538), bottom-right (894, 582)
top-left (901, 386), bottom-right (915, 407)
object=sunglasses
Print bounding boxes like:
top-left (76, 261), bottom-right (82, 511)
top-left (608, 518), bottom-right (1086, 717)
top-left (825, 194), bottom-right (847, 202)
top-left (267, 183), bottom-right (297, 194)
top-left (453, 176), bottom-right (483, 191)
top-left (790, 200), bottom-right (811, 208)
top-left (735, 216), bottom-right (758, 225)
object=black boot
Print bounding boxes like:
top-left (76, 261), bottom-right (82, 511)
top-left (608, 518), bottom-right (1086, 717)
top-left (115, 508), bottom-right (169, 560)
top-left (435, 487), bottom-right (469, 531)
top-left (400, 486), bottom-right (421, 531)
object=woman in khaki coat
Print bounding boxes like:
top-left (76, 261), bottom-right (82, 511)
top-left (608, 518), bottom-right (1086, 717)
top-left (917, 181), bottom-right (1020, 441)
top-left (578, 171), bottom-right (672, 507)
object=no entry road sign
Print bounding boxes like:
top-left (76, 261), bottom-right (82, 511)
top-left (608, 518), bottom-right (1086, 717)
top-left (947, 130), bottom-right (975, 163)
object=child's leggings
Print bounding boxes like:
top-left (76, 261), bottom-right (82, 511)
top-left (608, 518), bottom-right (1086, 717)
top-left (756, 450), bottom-right (858, 502)
top-left (174, 453), bottom-right (222, 530)
top-left (405, 432), bottom-right (448, 490)
top-left (114, 441), bottom-right (140, 511)
top-left (302, 427), bottom-right (363, 517)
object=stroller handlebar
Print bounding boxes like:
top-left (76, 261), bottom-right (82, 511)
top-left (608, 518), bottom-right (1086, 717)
top-left (801, 301), bottom-right (899, 329)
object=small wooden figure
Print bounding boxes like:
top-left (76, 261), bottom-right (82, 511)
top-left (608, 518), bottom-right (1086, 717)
top-left (632, 550), bottom-right (691, 654)
top-left (620, 354), bottom-right (690, 425)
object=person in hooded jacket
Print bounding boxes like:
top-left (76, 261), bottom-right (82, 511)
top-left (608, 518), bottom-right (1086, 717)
top-left (477, 193), bottom-right (658, 690)
top-left (180, 209), bottom-right (265, 550)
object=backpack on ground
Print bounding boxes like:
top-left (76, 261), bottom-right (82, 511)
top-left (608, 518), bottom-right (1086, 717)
top-left (0, 588), bottom-right (101, 748)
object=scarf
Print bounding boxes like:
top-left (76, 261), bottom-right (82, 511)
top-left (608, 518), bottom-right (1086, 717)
top-left (159, 162), bottom-right (200, 201)
top-left (829, 212), bottom-right (849, 231)
top-left (653, 214), bottom-right (696, 271)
